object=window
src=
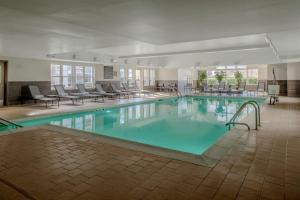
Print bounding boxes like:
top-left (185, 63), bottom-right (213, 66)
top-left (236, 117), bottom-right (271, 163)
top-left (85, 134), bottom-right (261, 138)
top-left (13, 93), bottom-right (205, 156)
top-left (136, 69), bottom-right (141, 88)
top-left (120, 67), bottom-right (125, 84)
top-left (150, 69), bottom-right (155, 86)
top-left (84, 66), bottom-right (95, 88)
top-left (247, 69), bottom-right (258, 84)
top-left (143, 69), bottom-right (149, 86)
top-left (75, 66), bottom-right (84, 84)
top-left (62, 65), bottom-right (73, 89)
top-left (206, 66), bottom-right (259, 85)
top-left (128, 68), bottom-right (134, 86)
top-left (51, 64), bottom-right (95, 89)
top-left (143, 69), bottom-right (155, 86)
top-left (51, 64), bottom-right (61, 88)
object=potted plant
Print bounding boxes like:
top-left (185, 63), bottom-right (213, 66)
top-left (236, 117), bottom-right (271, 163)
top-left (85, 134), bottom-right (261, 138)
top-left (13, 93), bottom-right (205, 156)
top-left (197, 71), bottom-right (207, 88)
top-left (234, 71), bottom-right (243, 88)
top-left (215, 71), bottom-right (225, 84)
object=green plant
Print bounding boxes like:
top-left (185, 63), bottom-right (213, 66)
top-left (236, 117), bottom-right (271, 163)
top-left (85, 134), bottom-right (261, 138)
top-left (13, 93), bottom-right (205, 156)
top-left (197, 71), bottom-right (207, 87)
top-left (247, 77), bottom-right (258, 84)
top-left (215, 71), bottom-right (225, 84)
top-left (234, 71), bottom-right (243, 87)
top-left (207, 78), bottom-right (218, 86)
top-left (226, 78), bottom-right (236, 85)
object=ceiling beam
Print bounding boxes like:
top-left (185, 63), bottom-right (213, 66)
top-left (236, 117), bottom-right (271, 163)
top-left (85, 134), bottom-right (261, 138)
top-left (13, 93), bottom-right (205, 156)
top-left (118, 44), bottom-right (271, 59)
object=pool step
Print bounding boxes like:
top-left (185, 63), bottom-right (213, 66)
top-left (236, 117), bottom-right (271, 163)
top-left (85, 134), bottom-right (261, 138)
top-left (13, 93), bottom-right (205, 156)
top-left (0, 117), bottom-right (23, 131)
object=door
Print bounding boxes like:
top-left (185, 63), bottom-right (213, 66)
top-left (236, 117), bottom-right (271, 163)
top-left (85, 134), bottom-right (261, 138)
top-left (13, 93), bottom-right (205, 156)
top-left (178, 68), bottom-right (192, 93)
top-left (0, 61), bottom-right (7, 106)
top-left (0, 62), bottom-right (4, 106)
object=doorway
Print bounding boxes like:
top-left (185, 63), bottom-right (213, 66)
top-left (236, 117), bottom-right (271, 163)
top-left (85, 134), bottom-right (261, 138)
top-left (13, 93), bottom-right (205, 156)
top-left (0, 61), bottom-right (8, 106)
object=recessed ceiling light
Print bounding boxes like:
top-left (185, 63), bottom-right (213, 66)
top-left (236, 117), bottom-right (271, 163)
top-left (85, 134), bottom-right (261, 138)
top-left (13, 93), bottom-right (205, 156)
top-left (110, 58), bottom-right (118, 63)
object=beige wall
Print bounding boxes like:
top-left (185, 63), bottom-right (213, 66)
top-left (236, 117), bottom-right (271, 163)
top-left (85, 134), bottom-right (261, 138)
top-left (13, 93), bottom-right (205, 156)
top-left (266, 62), bottom-right (300, 81)
top-left (0, 56), bottom-right (119, 82)
top-left (157, 68), bottom-right (178, 80)
top-left (287, 62), bottom-right (300, 80)
top-left (3, 55), bottom-right (300, 83)
top-left (6, 57), bottom-right (51, 82)
top-left (247, 64), bottom-right (268, 80)
top-left (267, 63), bottom-right (287, 80)
top-left (1, 56), bottom-right (160, 83)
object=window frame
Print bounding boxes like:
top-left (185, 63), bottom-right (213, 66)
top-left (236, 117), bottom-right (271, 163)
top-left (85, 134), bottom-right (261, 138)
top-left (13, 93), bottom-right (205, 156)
top-left (50, 64), bottom-right (95, 90)
top-left (143, 69), bottom-right (155, 87)
top-left (205, 66), bottom-right (259, 85)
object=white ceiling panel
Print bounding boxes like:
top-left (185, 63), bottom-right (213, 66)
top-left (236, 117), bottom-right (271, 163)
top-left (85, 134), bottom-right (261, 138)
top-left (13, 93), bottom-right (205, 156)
top-left (0, 0), bottom-right (300, 66)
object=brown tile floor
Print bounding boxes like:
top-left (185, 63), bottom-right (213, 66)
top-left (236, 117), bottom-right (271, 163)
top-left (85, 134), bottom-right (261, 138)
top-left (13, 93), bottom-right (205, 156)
top-left (1, 96), bottom-right (300, 200)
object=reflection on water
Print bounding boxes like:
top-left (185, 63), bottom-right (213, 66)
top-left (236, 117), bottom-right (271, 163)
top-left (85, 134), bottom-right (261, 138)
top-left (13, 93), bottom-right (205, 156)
top-left (21, 97), bottom-right (260, 154)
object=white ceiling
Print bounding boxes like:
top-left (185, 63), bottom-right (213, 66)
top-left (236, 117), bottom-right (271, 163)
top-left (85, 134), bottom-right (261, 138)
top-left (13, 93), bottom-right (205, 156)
top-left (1, 0), bottom-right (300, 67)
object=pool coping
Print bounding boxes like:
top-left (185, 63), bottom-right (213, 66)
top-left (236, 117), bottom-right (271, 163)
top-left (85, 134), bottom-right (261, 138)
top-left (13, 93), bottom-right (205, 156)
top-left (1, 96), bottom-right (264, 167)
top-left (12, 94), bottom-right (266, 123)
top-left (12, 95), bottom-right (174, 122)
top-left (1, 123), bottom-right (252, 167)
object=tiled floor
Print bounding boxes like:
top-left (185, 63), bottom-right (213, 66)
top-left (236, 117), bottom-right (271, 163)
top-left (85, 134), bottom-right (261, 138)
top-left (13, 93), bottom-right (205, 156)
top-left (0, 93), bottom-right (172, 120)
top-left (1, 96), bottom-right (300, 200)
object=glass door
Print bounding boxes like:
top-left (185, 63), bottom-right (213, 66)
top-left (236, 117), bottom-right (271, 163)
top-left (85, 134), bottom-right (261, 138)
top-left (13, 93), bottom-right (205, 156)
top-left (135, 69), bottom-right (141, 89)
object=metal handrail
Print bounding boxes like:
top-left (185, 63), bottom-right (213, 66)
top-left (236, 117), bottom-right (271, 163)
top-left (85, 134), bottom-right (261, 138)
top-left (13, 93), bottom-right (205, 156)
top-left (225, 100), bottom-right (261, 130)
top-left (177, 90), bottom-right (182, 97)
top-left (247, 100), bottom-right (261, 126)
top-left (226, 122), bottom-right (250, 131)
top-left (173, 87), bottom-right (182, 97)
top-left (0, 117), bottom-right (23, 128)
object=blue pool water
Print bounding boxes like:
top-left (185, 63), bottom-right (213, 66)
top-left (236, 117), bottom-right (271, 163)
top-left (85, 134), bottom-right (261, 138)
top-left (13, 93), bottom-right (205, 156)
top-left (11, 96), bottom-right (263, 155)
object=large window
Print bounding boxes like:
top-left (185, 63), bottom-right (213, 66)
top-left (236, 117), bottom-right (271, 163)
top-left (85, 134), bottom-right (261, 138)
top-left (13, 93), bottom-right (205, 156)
top-left (119, 67), bottom-right (126, 85)
top-left (143, 69), bottom-right (149, 86)
top-left (128, 68), bottom-right (134, 86)
top-left (143, 69), bottom-right (155, 86)
top-left (206, 66), bottom-right (258, 85)
top-left (51, 64), bottom-right (61, 86)
top-left (62, 65), bottom-right (73, 89)
top-left (136, 69), bottom-right (141, 88)
top-left (150, 69), bottom-right (155, 86)
top-left (84, 66), bottom-right (95, 88)
top-left (51, 64), bottom-right (95, 89)
top-left (75, 66), bottom-right (84, 84)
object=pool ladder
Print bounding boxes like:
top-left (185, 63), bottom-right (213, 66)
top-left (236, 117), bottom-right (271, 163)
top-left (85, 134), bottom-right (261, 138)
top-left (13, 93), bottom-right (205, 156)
top-left (0, 117), bottom-right (23, 129)
top-left (226, 100), bottom-right (261, 131)
top-left (174, 87), bottom-right (183, 98)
